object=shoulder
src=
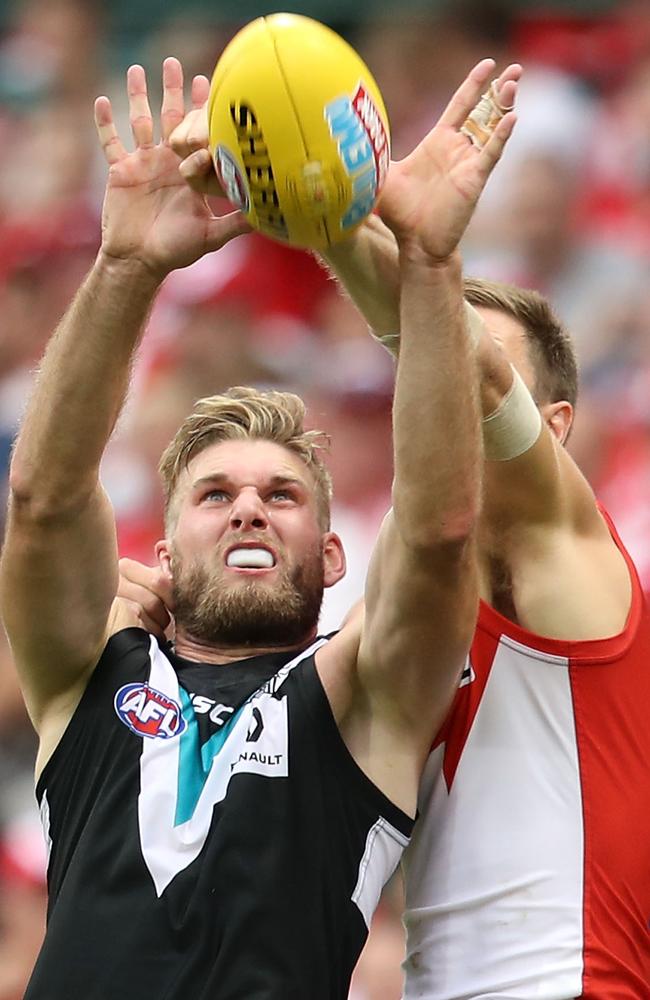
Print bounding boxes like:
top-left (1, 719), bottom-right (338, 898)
top-left (36, 626), bottom-right (157, 781)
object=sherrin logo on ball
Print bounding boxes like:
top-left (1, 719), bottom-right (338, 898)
top-left (208, 13), bottom-right (391, 250)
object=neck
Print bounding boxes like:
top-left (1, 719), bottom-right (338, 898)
top-left (172, 626), bottom-right (319, 665)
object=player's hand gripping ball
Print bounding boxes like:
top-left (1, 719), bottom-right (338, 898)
top-left (208, 13), bottom-right (390, 250)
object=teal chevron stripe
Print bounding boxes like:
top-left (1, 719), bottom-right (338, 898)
top-left (174, 690), bottom-right (244, 827)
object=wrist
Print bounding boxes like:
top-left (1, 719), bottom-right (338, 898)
top-left (95, 250), bottom-right (167, 293)
top-left (320, 228), bottom-right (367, 266)
top-left (399, 246), bottom-right (462, 278)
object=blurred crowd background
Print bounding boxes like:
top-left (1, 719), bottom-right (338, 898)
top-left (0, 0), bottom-right (649, 996)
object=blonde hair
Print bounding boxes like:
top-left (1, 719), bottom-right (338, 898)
top-left (464, 277), bottom-right (578, 408)
top-left (159, 387), bottom-right (333, 531)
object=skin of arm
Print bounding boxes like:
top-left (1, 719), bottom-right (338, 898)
top-left (323, 211), bottom-right (606, 538)
top-left (314, 59), bottom-right (518, 813)
top-left (127, 58), bottom-right (518, 813)
top-left (321, 212), bottom-right (401, 337)
top-left (1, 258), bottom-right (159, 731)
top-left (475, 324), bottom-right (632, 638)
top-left (0, 59), bottom-right (248, 770)
top-left (324, 201), bottom-right (632, 640)
top-left (319, 64), bottom-right (522, 340)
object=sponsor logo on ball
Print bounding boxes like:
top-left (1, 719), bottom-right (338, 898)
top-left (351, 85), bottom-right (390, 185)
top-left (325, 84), bottom-right (389, 230)
top-left (114, 683), bottom-right (187, 740)
top-left (214, 145), bottom-right (250, 213)
top-left (229, 103), bottom-right (288, 240)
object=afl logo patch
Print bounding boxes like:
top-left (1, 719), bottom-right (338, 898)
top-left (214, 144), bottom-right (250, 213)
top-left (114, 683), bottom-right (187, 740)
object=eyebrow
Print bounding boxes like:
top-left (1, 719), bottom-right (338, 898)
top-left (191, 473), bottom-right (308, 492)
top-left (267, 475), bottom-right (307, 491)
top-left (191, 474), bottom-right (229, 492)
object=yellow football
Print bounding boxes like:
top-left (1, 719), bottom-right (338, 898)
top-left (208, 13), bottom-right (391, 251)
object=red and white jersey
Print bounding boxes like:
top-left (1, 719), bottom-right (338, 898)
top-left (403, 510), bottom-right (650, 1000)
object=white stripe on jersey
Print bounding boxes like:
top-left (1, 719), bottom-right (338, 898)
top-left (402, 636), bottom-right (585, 1000)
top-left (40, 790), bottom-right (52, 864)
top-left (139, 636), bottom-right (325, 897)
top-left (352, 817), bottom-right (410, 928)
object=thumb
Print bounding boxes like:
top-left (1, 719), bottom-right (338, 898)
top-left (179, 148), bottom-right (224, 197)
top-left (204, 209), bottom-right (252, 251)
top-left (151, 568), bottom-right (176, 612)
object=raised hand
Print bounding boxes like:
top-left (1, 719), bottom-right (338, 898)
top-left (94, 58), bottom-right (250, 279)
top-left (377, 58), bottom-right (520, 263)
top-left (167, 75), bottom-right (224, 197)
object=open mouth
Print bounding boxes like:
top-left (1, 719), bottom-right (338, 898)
top-left (226, 547), bottom-right (276, 569)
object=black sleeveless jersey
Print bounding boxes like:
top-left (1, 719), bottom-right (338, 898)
top-left (28, 628), bottom-right (413, 1000)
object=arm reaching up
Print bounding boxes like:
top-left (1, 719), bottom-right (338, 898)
top-left (320, 63), bottom-right (522, 338)
top-left (316, 58), bottom-right (518, 814)
top-left (0, 59), bottom-right (249, 773)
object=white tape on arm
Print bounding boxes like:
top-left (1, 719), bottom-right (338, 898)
top-left (482, 365), bottom-right (543, 461)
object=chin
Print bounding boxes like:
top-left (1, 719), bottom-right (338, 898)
top-left (172, 551), bottom-right (325, 648)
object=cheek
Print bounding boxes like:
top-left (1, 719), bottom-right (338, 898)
top-left (175, 511), bottom-right (225, 553)
top-left (292, 524), bottom-right (324, 560)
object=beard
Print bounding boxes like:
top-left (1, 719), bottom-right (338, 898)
top-left (171, 544), bottom-right (325, 649)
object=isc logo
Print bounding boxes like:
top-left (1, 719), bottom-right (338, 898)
top-left (114, 683), bottom-right (187, 740)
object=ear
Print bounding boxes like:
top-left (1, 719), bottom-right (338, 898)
top-left (322, 532), bottom-right (346, 589)
top-left (541, 400), bottom-right (573, 445)
top-left (155, 539), bottom-right (175, 582)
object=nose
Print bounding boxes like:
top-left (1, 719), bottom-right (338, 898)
top-left (229, 488), bottom-right (268, 531)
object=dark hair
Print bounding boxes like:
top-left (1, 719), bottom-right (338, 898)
top-left (464, 277), bottom-right (579, 408)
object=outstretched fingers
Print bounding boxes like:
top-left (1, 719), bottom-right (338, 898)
top-left (175, 76), bottom-right (211, 154)
top-left (492, 62), bottom-right (523, 113)
top-left (191, 74), bottom-right (210, 110)
top-left (127, 64), bottom-right (154, 148)
top-left (438, 58), bottom-right (496, 130)
top-left (458, 60), bottom-right (521, 153)
top-left (476, 110), bottom-right (517, 180)
top-left (471, 61), bottom-right (521, 172)
top-left (94, 96), bottom-right (127, 165)
top-left (160, 56), bottom-right (185, 142)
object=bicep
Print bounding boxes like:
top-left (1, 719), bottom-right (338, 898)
top-left (484, 427), bottom-right (598, 534)
top-left (357, 512), bottom-right (478, 738)
top-left (0, 485), bottom-right (119, 725)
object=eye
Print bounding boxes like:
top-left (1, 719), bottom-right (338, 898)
top-left (269, 489), bottom-right (293, 502)
top-left (203, 489), bottom-right (229, 502)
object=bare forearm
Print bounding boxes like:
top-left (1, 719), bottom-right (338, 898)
top-left (392, 252), bottom-right (482, 543)
top-left (323, 217), bottom-right (522, 423)
top-left (10, 253), bottom-right (161, 511)
top-left (320, 214), bottom-right (400, 336)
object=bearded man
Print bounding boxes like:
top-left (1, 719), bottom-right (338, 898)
top-left (0, 56), bottom-right (517, 1000)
